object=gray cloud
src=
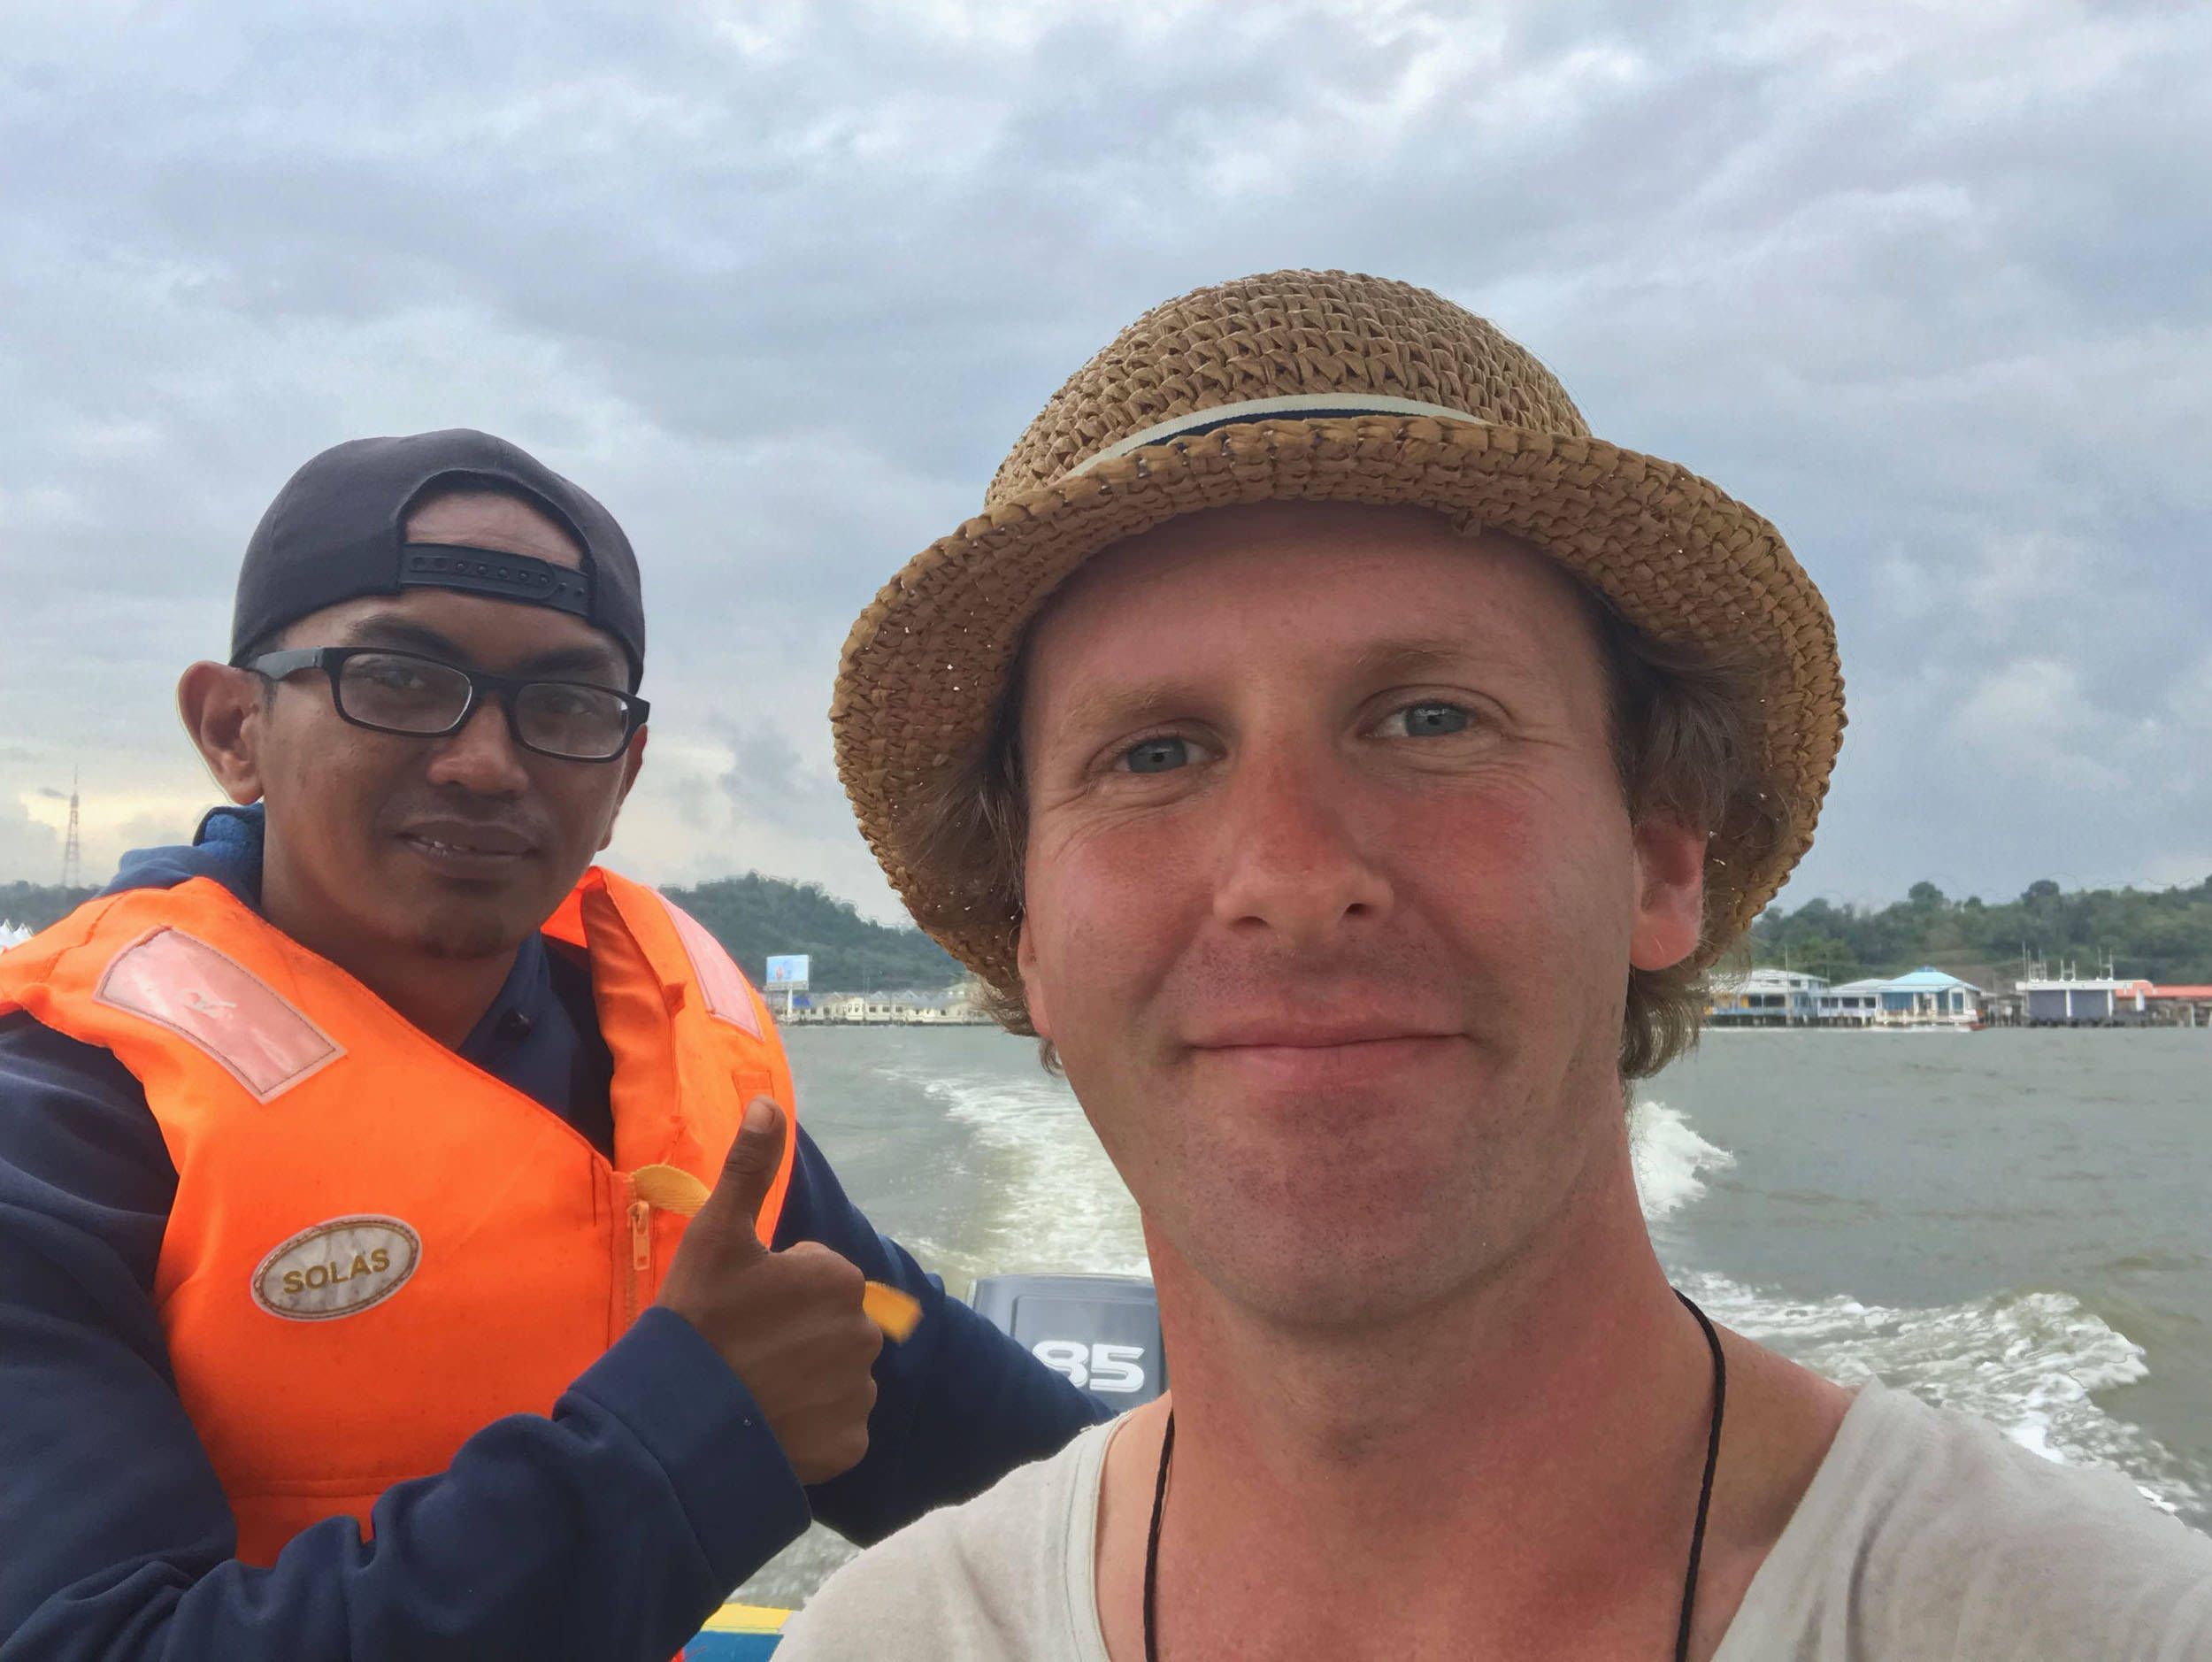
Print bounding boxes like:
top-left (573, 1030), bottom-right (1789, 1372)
top-left (0, 798), bottom-right (62, 896)
top-left (716, 722), bottom-right (849, 841)
top-left (2, 0), bottom-right (2206, 917)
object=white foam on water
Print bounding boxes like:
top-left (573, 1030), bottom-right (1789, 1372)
top-left (1679, 1270), bottom-right (2197, 1514)
top-left (1630, 1101), bottom-right (2197, 1516)
top-left (1631, 1098), bottom-right (1738, 1220)
top-left (1635, 1098), bottom-right (2199, 1520)
top-left (875, 1061), bottom-right (1149, 1279)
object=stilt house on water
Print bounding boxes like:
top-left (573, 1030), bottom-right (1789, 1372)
top-left (1706, 966), bottom-right (1983, 1028)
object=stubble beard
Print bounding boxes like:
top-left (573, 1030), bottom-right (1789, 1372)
top-left (410, 897), bottom-right (526, 962)
top-left (1125, 1043), bottom-right (1627, 1343)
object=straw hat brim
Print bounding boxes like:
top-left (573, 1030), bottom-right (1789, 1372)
top-left (833, 411), bottom-right (1843, 994)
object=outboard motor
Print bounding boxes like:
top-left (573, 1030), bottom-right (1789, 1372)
top-left (969, 1273), bottom-right (1165, 1406)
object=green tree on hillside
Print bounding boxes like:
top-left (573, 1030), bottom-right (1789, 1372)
top-left (660, 873), bottom-right (959, 993)
top-left (1781, 935), bottom-right (1860, 981)
top-left (1754, 875), bottom-right (2212, 984)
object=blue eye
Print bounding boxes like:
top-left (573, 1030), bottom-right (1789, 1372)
top-left (1394, 703), bottom-right (1471, 737)
top-left (1121, 736), bottom-right (1193, 773)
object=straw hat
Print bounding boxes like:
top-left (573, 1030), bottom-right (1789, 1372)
top-left (833, 269), bottom-right (1842, 995)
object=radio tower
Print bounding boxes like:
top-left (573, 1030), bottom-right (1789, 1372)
top-left (59, 772), bottom-right (81, 890)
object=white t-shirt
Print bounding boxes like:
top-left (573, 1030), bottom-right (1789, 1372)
top-left (776, 1382), bottom-right (2212, 1660)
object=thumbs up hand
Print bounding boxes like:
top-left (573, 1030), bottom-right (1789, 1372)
top-left (655, 1097), bottom-right (884, 1485)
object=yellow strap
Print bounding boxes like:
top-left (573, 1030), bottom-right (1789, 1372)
top-left (701, 1602), bottom-right (791, 1633)
top-left (631, 1164), bottom-right (922, 1342)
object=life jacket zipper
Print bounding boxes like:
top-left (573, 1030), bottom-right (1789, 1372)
top-left (619, 1172), bottom-right (650, 1326)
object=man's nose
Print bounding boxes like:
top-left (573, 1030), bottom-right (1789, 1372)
top-left (423, 697), bottom-right (533, 796)
top-left (1209, 748), bottom-right (1393, 946)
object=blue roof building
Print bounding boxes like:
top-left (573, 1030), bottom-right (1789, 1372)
top-left (1876, 966), bottom-right (1981, 1025)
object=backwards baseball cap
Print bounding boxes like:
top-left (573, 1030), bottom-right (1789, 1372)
top-left (230, 428), bottom-right (646, 686)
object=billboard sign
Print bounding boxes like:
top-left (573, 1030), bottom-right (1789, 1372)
top-left (764, 954), bottom-right (811, 990)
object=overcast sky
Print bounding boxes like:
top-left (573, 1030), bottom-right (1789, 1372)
top-left (3, 0), bottom-right (2207, 922)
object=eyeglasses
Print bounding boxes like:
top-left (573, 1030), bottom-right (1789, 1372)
top-left (246, 647), bottom-right (649, 763)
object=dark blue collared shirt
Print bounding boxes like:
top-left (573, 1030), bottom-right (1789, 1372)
top-left (0, 807), bottom-right (1107, 1661)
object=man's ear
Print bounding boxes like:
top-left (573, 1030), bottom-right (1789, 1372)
top-left (1629, 814), bottom-right (1707, 972)
top-left (597, 725), bottom-right (649, 852)
top-left (177, 662), bottom-right (269, 806)
top-left (1014, 919), bottom-right (1053, 1042)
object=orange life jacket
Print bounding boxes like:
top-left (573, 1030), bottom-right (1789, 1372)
top-left (0, 866), bottom-right (794, 1567)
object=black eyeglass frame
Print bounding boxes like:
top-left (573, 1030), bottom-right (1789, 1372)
top-left (245, 646), bottom-right (649, 763)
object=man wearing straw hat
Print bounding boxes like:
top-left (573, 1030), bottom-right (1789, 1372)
top-left (780, 273), bottom-right (2212, 1659)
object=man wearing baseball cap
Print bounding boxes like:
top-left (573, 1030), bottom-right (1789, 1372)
top-left (779, 273), bottom-right (2212, 1658)
top-left (0, 429), bottom-right (1104, 1659)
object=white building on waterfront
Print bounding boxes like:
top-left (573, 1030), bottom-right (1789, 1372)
top-left (1706, 967), bottom-right (1828, 1026)
top-left (783, 981), bottom-right (989, 1025)
top-left (1818, 979), bottom-right (1887, 1026)
top-left (2016, 976), bottom-right (2150, 1025)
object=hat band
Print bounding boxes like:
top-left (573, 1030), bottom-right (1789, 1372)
top-left (400, 543), bottom-right (592, 617)
top-left (1066, 393), bottom-right (1490, 478)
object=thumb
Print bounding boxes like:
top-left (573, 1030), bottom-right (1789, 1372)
top-left (697, 1096), bottom-right (787, 1254)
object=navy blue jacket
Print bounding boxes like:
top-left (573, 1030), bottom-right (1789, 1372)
top-left (0, 809), bottom-right (1106, 1660)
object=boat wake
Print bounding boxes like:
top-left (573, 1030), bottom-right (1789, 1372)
top-left (877, 1061), bottom-right (1148, 1279)
top-left (1631, 1099), bottom-right (1737, 1220)
top-left (1634, 1096), bottom-right (2200, 1520)
top-left (1680, 1270), bottom-right (2194, 1512)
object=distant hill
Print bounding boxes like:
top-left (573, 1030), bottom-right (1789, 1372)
top-left (0, 881), bottom-right (98, 935)
top-left (658, 873), bottom-right (962, 993)
top-left (0, 872), bottom-right (962, 993)
top-left (1752, 875), bottom-right (2212, 986)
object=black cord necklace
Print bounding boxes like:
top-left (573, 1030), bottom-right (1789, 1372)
top-left (1141, 1290), bottom-right (1728, 1662)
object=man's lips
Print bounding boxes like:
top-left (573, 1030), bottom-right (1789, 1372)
top-left (1187, 1018), bottom-right (1462, 1050)
top-left (1186, 1025), bottom-right (1465, 1091)
top-left (396, 820), bottom-right (539, 862)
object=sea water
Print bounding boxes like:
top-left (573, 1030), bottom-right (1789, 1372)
top-left (735, 1025), bottom-right (2210, 1607)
